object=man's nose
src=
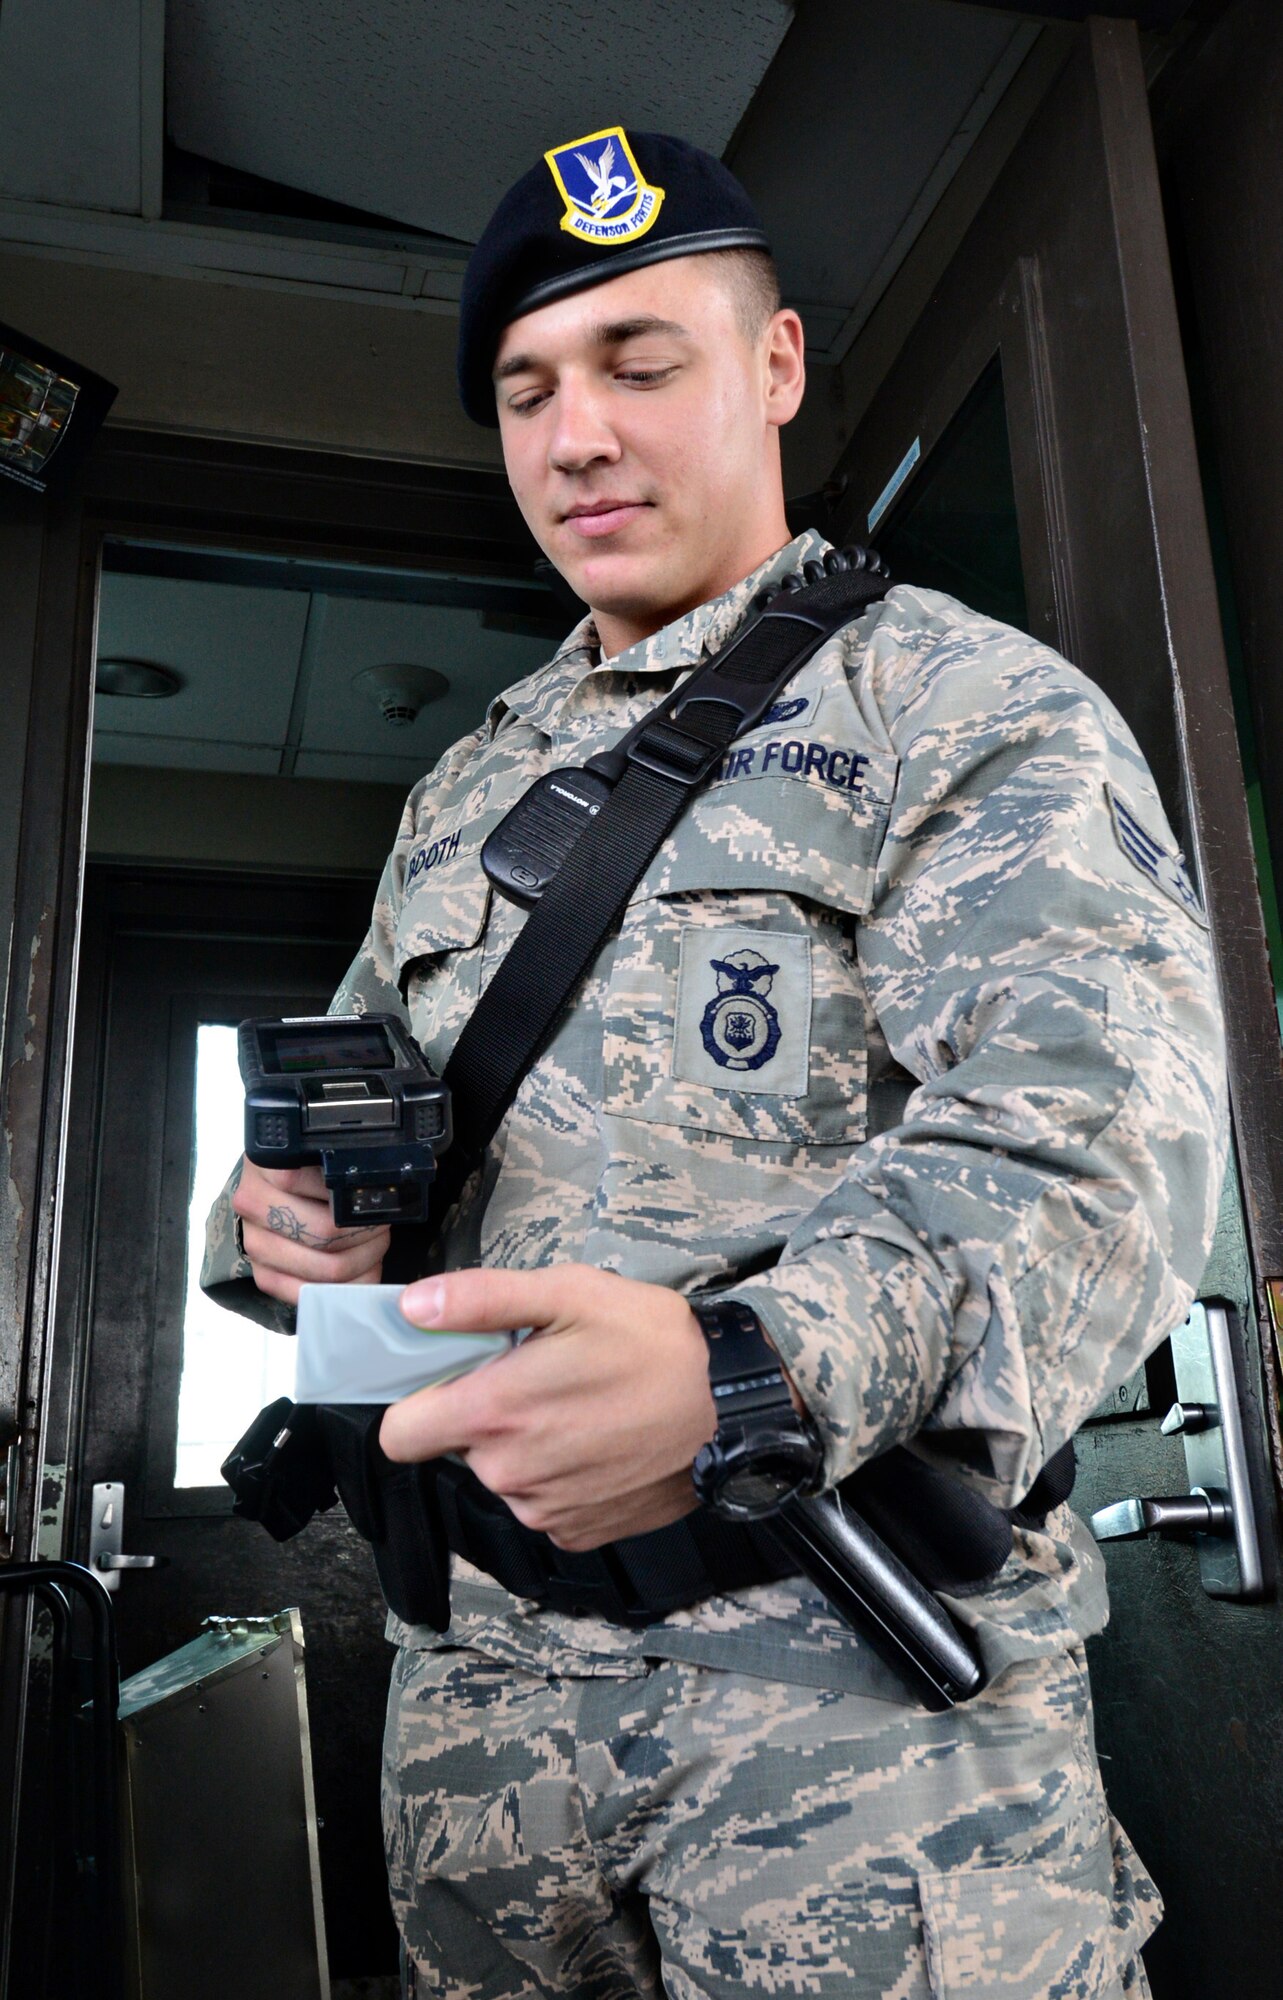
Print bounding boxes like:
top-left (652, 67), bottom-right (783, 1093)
top-left (548, 374), bottom-right (621, 473)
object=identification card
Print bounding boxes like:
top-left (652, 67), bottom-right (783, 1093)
top-left (294, 1284), bottom-right (511, 1404)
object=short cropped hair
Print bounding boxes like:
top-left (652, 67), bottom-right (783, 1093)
top-left (706, 247), bottom-right (783, 342)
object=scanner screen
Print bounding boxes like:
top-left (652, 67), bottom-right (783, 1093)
top-left (263, 1024), bottom-right (397, 1074)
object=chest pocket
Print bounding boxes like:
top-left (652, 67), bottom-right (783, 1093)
top-left (394, 831), bottom-right (492, 1075)
top-left (602, 763), bottom-right (895, 1148)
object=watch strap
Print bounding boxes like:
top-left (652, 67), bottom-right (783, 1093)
top-left (690, 1298), bottom-right (795, 1422)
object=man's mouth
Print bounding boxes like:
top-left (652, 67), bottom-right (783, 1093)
top-left (560, 499), bottom-right (652, 540)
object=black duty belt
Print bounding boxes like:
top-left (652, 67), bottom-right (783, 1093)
top-left (228, 1402), bottom-right (1075, 1644)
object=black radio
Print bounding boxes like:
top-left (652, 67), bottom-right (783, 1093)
top-left (480, 765), bottom-right (615, 910)
top-left (238, 1013), bottom-right (451, 1226)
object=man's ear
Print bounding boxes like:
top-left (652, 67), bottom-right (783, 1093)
top-left (764, 309), bottom-right (806, 428)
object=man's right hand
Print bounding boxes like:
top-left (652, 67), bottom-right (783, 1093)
top-left (232, 1157), bottom-right (391, 1307)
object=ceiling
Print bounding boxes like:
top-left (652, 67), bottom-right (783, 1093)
top-left (166, 0), bottom-right (795, 246)
top-left (728, 0), bottom-right (1038, 353)
top-left (11, 0), bottom-right (1198, 795)
top-left (159, 0), bottom-right (1041, 359)
top-left (93, 551), bottom-right (559, 788)
top-left (0, 1), bottom-right (1199, 373)
top-left (86, 0), bottom-right (1057, 792)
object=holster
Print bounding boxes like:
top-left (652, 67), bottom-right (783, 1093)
top-left (315, 1405), bottom-right (454, 1628)
top-left (222, 1397), bottom-right (451, 1626)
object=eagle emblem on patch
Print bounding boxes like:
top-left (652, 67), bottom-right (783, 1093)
top-left (700, 949), bottom-right (782, 1071)
top-left (544, 127), bottom-right (665, 245)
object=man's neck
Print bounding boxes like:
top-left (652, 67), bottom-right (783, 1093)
top-left (591, 529), bottom-right (797, 659)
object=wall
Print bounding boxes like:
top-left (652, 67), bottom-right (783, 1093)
top-left (0, 249), bottom-right (495, 469)
top-left (1161, 0), bottom-right (1283, 921)
top-left (86, 766), bottom-right (406, 877)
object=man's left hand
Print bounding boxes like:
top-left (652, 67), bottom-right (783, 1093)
top-left (378, 1265), bottom-right (718, 1550)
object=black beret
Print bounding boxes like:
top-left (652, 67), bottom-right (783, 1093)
top-left (458, 128), bottom-right (770, 427)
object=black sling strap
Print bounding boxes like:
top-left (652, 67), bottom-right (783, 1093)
top-left (405, 549), bottom-right (1076, 1545)
top-left (369, 551), bottom-right (1074, 1704)
top-left (430, 560), bottom-right (892, 1222)
top-left (224, 536), bottom-right (1070, 1705)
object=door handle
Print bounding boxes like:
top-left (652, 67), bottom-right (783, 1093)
top-left (1091, 1489), bottom-right (1232, 1540)
top-left (88, 1481), bottom-right (166, 1593)
top-left (1088, 1301), bottom-right (1265, 1600)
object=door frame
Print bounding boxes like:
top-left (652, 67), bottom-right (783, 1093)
top-left (50, 867), bottom-right (404, 1985)
top-left (827, 36), bottom-right (1283, 1989)
top-left (832, 17), bottom-right (1283, 1493)
top-left (1, 433), bottom-right (543, 1563)
top-left (0, 431), bottom-right (541, 1967)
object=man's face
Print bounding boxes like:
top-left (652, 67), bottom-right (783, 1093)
top-left (493, 258), bottom-right (803, 651)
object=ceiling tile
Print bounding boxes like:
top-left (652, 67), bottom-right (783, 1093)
top-left (92, 564), bottom-right (562, 787)
top-left (94, 572), bottom-right (308, 747)
top-left (730, 0), bottom-right (1029, 319)
top-left (0, 1), bottom-right (145, 212)
top-left (299, 595), bottom-right (551, 770)
top-left (166, 0), bottom-right (793, 241)
top-left (292, 749), bottom-right (450, 787)
top-left (93, 732), bottom-right (282, 775)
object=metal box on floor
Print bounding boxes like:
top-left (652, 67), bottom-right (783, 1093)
top-left (118, 1608), bottom-right (329, 2000)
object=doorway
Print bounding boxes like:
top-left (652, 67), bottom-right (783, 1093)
top-left (84, 544), bottom-right (561, 1987)
top-left (60, 541), bottom-right (562, 1982)
top-left (2, 455), bottom-right (559, 1992)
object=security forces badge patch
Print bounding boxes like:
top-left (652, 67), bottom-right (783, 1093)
top-left (701, 949), bottom-right (782, 1071)
top-left (673, 926), bottom-right (811, 1098)
top-left (544, 127), bottom-right (665, 244)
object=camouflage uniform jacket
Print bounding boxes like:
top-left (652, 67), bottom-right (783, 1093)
top-left (203, 530), bottom-right (1228, 1698)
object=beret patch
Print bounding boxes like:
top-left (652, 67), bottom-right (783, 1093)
top-left (458, 127), bottom-right (770, 427)
top-left (544, 127), bottom-right (665, 247)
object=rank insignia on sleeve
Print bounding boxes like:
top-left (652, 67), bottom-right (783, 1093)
top-left (1106, 783), bottom-right (1209, 928)
top-left (544, 127), bottom-right (665, 245)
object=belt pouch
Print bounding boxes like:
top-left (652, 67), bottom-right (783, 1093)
top-left (316, 1403), bottom-right (452, 1630)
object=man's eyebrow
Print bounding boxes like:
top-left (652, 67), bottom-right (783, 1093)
top-left (494, 315), bottom-right (691, 382)
top-left (593, 314), bottom-right (691, 346)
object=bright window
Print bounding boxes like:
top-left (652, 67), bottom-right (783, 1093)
top-left (174, 1023), bottom-right (296, 1487)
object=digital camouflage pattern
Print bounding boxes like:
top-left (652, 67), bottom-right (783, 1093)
top-left (203, 528), bottom-right (1227, 1993)
top-left (383, 1644), bottom-right (1160, 1997)
top-left (202, 527), bottom-right (1225, 1685)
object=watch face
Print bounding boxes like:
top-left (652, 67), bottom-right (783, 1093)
top-left (720, 1462), bottom-right (802, 1516)
top-left (692, 1408), bottom-right (823, 1522)
top-left (703, 1438), bottom-right (821, 1521)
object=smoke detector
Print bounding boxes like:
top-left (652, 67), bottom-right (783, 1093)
top-left (351, 663), bottom-right (449, 728)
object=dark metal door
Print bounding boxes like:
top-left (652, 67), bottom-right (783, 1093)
top-left (0, 440), bottom-right (543, 1990)
top-left (65, 872), bottom-right (400, 1984)
top-left (830, 21), bottom-right (1283, 1998)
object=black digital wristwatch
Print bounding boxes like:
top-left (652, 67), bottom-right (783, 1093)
top-left (690, 1299), bottom-right (825, 1521)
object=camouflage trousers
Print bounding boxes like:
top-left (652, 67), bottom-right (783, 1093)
top-left (382, 1642), bottom-right (1160, 1999)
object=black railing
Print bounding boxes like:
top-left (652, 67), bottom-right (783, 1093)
top-left (0, 1562), bottom-right (122, 2000)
